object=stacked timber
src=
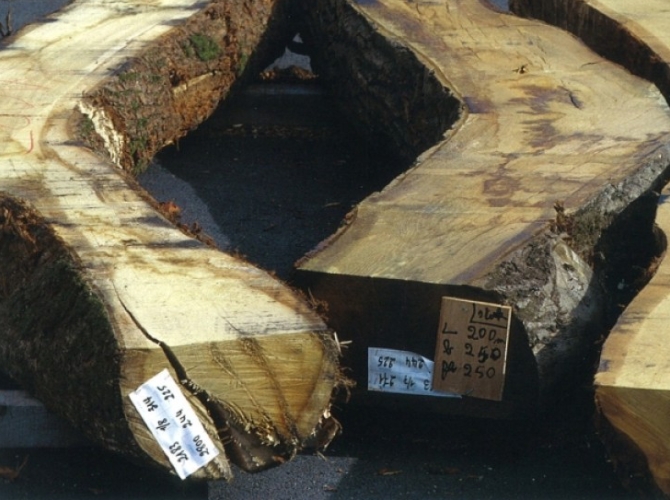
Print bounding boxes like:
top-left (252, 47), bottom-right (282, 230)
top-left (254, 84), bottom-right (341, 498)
top-left (292, 0), bottom-right (670, 417)
top-left (510, 0), bottom-right (670, 494)
top-left (0, 0), bottom-right (342, 481)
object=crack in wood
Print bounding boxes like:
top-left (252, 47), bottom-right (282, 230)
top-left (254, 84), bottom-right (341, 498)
top-left (113, 287), bottom-right (235, 448)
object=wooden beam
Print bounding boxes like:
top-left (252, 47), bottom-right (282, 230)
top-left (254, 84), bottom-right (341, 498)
top-left (293, 0), bottom-right (670, 417)
top-left (0, 0), bottom-right (342, 481)
top-left (509, 0), bottom-right (670, 494)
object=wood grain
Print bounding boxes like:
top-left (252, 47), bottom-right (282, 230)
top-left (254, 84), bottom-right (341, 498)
top-left (0, 0), bottom-right (341, 480)
top-left (295, 0), bottom-right (670, 416)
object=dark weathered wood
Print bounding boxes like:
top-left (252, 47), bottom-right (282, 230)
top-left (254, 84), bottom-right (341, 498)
top-left (0, 0), bottom-right (342, 480)
top-left (293, 0), bottom-right (670, 417)
top-left (510, 0), bottom-right (670, 494)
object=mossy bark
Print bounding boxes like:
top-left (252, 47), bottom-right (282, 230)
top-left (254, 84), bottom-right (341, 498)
top-left (0, 0), bottom-right (343, 480)
top-left (79, 0), bottom-right (299, 174)
top-left (0, 195), bottom-right (135, 454)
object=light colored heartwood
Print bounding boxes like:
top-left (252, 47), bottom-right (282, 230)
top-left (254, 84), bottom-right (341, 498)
top-left (299, 0), bottom-right (670, 285)
top-left (0, 0), bottom-right (339, 479)
top-left (297, 0), bottom-right (670, 415)
top-left (508, 0), bottom-right (670, 494)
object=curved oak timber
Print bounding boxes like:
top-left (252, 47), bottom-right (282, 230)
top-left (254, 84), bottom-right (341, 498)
top-left (510, 0), bottom-right (670, 494)
top-left (294, 0), bottom-right (670, 417)
top-left (596, 185), bottom-right (670, 496)
top-left (0, 0), bottom-right (342, 480)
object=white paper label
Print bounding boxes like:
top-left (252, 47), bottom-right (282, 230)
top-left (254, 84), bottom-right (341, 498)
top-left (368, 348), bottom-right (459, 398)
top-left (129, 369), bottom-right (220, 479)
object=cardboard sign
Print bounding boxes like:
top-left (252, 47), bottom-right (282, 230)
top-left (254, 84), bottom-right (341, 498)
top-left (431, 297), bottom-right (511, 401)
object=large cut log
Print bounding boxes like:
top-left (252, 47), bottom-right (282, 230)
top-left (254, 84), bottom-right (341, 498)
top-left (292, 0), bottom-right (670, 417)
top-left (595, 186), bottom-right (670, 496)
top-left (0, 0), bottom-right (342, 481)
top-left (509, 0), bottom-right (670, 494)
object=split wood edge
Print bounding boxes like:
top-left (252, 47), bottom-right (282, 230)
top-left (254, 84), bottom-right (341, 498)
top-left (293, 0), bottom-right (670, 417)
top-left (510, 0), bottom-right (670, 495)
top-left (0, 0), bottom-right (345, 481)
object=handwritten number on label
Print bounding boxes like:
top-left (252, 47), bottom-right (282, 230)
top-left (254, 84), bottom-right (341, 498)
top-left (378, 356), bottom-right (396, 369)
top-left (464, 343), bottom-right (474, 357)
top-left (477, 345), bottom-right (489, 364)
top-left (377, 373), bottom-right (395, 388)
top-left (403, 375), bottom-right (416, 390)
top-left (464, 364), bottom-right (496, 379)
top-left (433, 299), bottom-right (510, 399)
top-left (193, 435), bottom-right (210, 457)
top-left (467, 326), bottom-right (499, 341)
top-left (157, 385), bottom-right (175, 401)
top-left (405, 356), bottom-right (425, 369)
top-left (169, 442), bottom-right (189, 463)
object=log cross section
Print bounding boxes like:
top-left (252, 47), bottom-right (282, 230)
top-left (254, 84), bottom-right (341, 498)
top-left (0, 0), bottom-right (341, 480)
top-left (295, 0), bottom-right (670, 415)
top-left (510, 0), bottom-right (670, 494)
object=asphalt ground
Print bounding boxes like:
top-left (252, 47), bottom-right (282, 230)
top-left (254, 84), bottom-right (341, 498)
top-left (0, 390), bottom-right (631, 499)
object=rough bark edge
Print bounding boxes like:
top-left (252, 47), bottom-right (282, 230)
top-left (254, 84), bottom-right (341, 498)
top-left (293, 0), bottom-right (463, 268)
top-left (68, 0), bottom-right (349, 468)
top-left (77, 0), bottom-right (298, 175)
top-left (482, 145), bottom-right (670, 400)
top-left (0, 196), bottom-right (238, 480)
top-left (0, 194), bottom-right (138, 456)
top-left (293, 0), bottom-right (670, 411)
top-left (509, 0), bottom-right (670, 318)
top-left (509, 0), bottom-right (670, 488)
top-left (294, 0), bottom-right (462, 164)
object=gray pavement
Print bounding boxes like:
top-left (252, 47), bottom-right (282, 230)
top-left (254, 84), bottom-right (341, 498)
top-left (0, 395), bottom-right (632, 499)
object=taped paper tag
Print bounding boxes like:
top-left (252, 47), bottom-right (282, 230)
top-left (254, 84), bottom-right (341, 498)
top-left (368, 347), bottom-right (459, 398)
top-left (129, 369), bottom-right (219, 479)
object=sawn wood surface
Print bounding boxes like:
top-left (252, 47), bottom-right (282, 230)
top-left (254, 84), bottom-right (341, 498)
top-left (296, 0), bottom-right (670, 415)
top-left (510, 0), bottom-right (670, 495)
top-left (0, 0), bottom-right (340, 480)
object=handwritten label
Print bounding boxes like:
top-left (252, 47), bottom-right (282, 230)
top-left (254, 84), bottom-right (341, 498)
top-left (368, 348), bottom-right (459, 398)
top-left (129, 369), bottom-right (219, 479)
top-left (432, 297), bottom-right (511, 401)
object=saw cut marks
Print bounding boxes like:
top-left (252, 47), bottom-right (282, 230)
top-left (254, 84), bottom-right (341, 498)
top-left (295, 0), bottom-right (670, 416)
top-left (0, 0), bottom-right (341, 480)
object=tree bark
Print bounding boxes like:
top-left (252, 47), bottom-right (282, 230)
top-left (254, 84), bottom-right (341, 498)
top-left (293, 0), bottom-right (670, 417)
top-left (0, 0), bottom-right (342, 481)
top-left (509, 0), bottom-right (670, 494)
